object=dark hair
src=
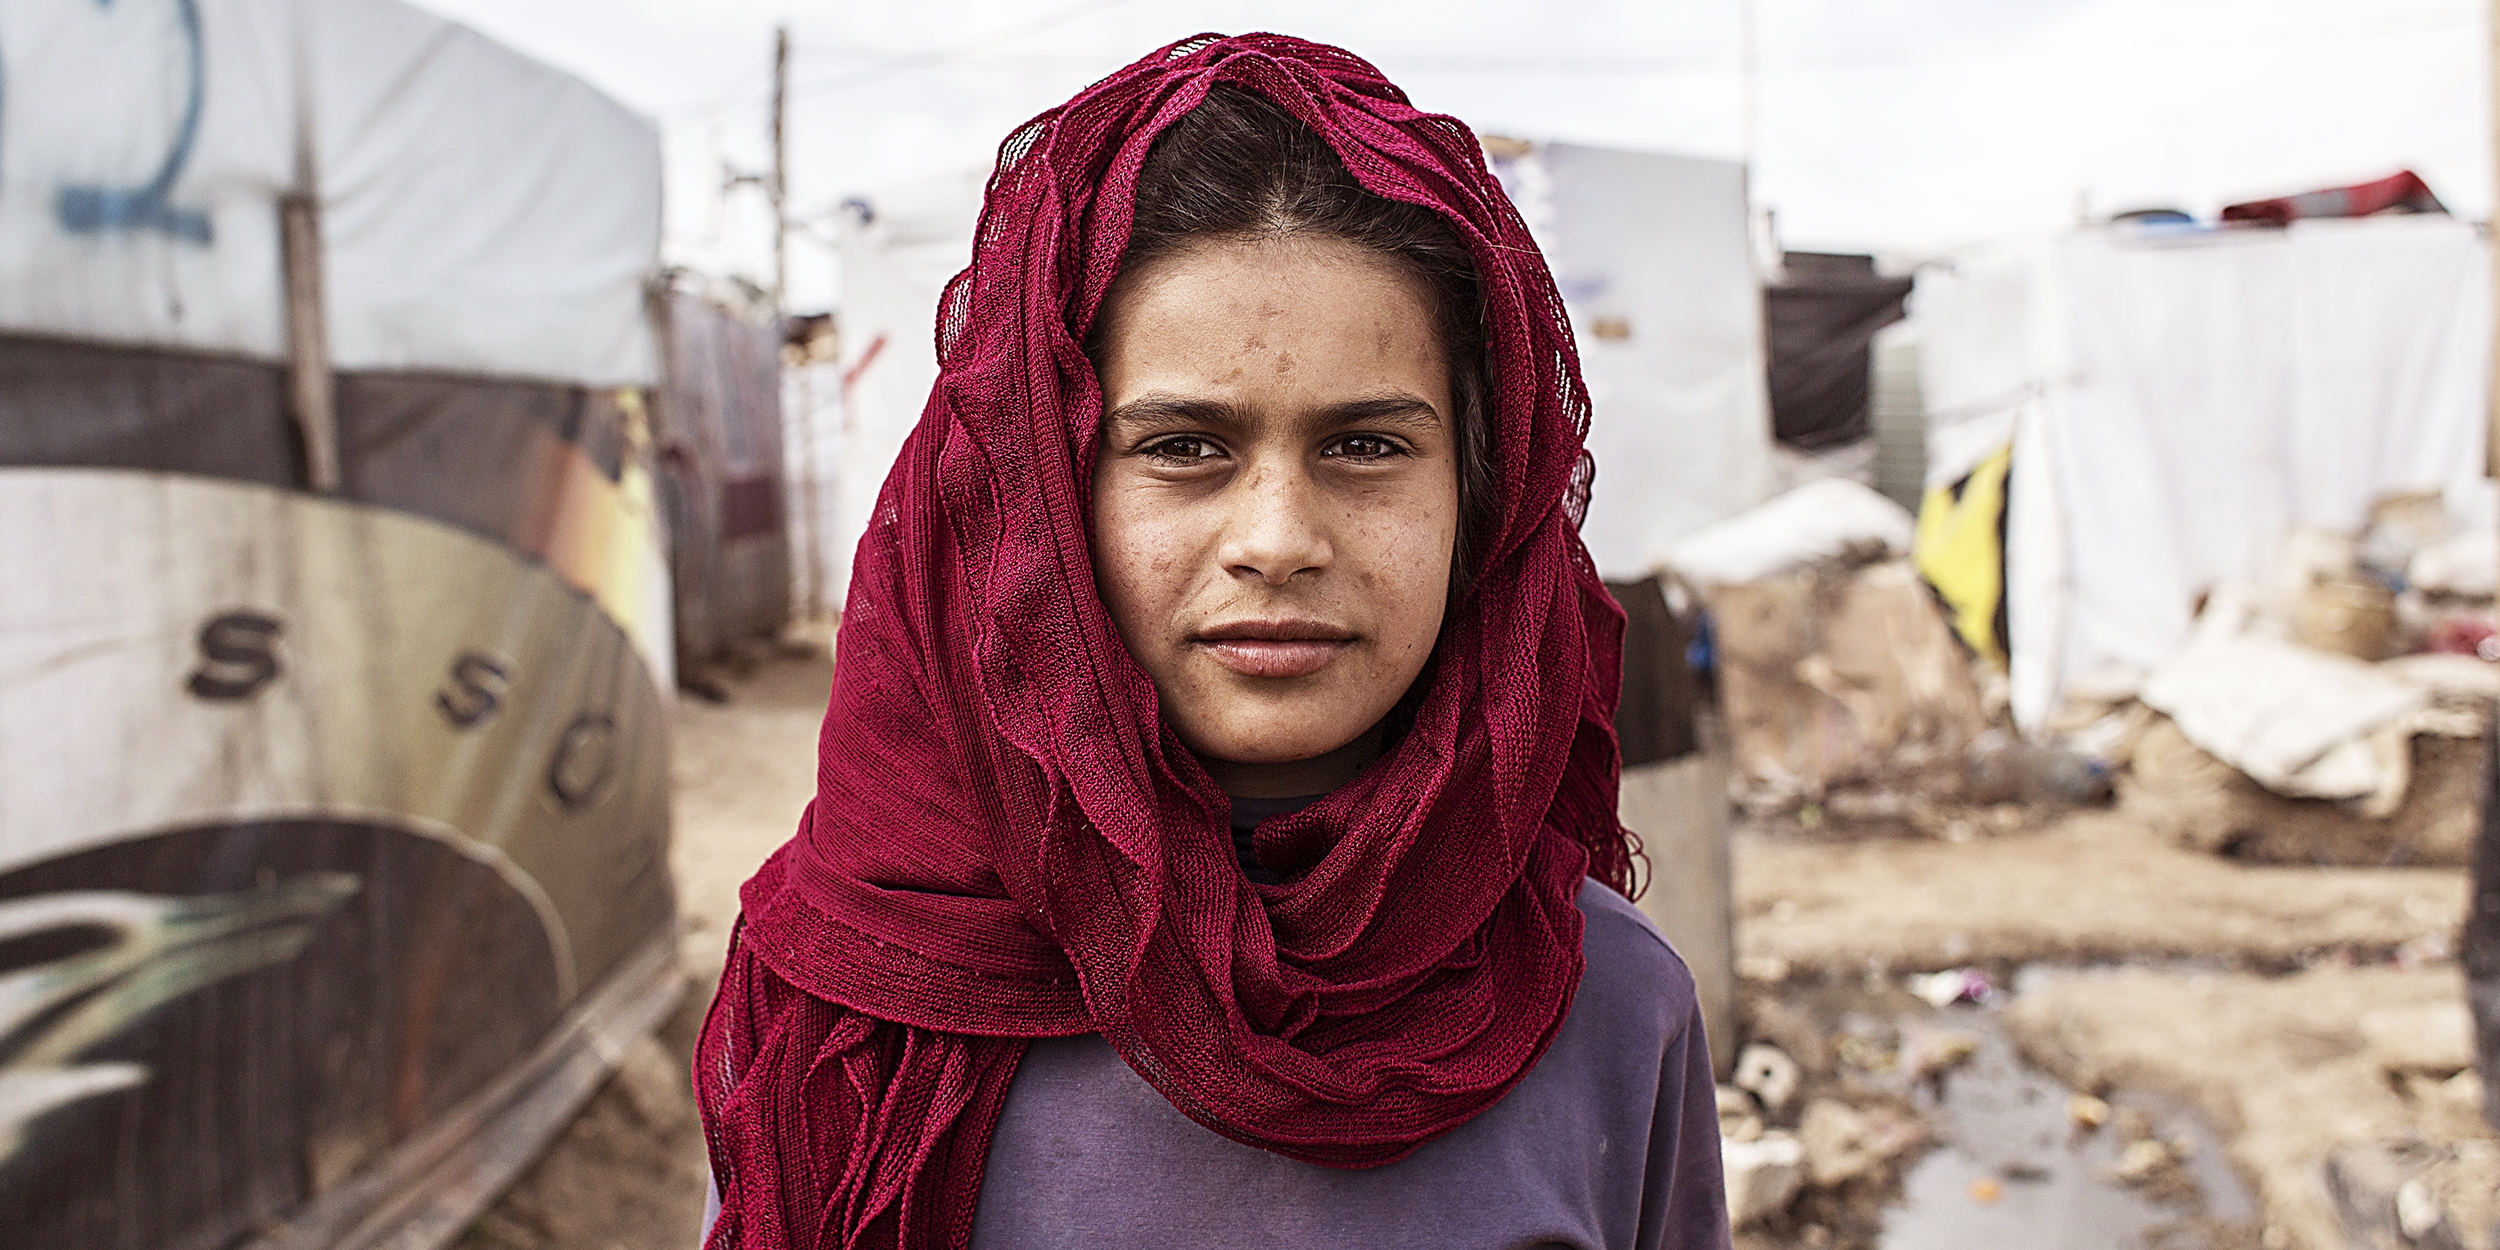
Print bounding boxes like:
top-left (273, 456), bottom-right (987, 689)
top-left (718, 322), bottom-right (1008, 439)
top-left (1093, 86), bottom-right (1495, 593)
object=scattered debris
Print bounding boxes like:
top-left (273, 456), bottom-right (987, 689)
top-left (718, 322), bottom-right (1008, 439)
top-left (1797, 1098), bottom-right (1926, 1187)
top-left (1906, 967), bottom-right (1998, 1009)
top-left (1738, 954), bottom-right (1795, 984)
top-left (2110, 1138), bottom-right (2177, 1185)
top-left (1835, 1027), bottom-right (1897, 1076)
top-left (1898, 1024), bottom-right (1980, 1082)
top-left (1718, 1084), bottom-right (1765, 1143)
top-left (1735, 1043), bottom-right (1804, 1114)
top-left (2326, 1139), bottom-right (2500, 1250)
top-left (2067, 1092), bottom-right (2111, 1131)
top-left (2123, 716), bottom-right (2481, 867)
top-left (1742, 997), bottom-right (1830, 1075)
top-left (1723, 1131), bottom-right (1809, 1226)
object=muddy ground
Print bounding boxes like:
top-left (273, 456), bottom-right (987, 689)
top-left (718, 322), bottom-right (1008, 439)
top-left (460, 652), bottom-right (2488, 1250)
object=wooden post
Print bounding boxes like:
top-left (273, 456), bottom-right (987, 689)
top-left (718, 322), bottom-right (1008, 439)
top-left (2471, 0), bottom-right (2500, 1133)
top-left (794, 360), bottom-right (825, 622)
top-left (1622, 749), bottom-right (1740, 1080)
top-left (280, 193), bottom-right (338, 493)
top-left (770, 26), bottom-right (790, 314)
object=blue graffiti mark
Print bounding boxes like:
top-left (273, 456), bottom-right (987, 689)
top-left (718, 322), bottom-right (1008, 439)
top-left (54, 0), bottom-right (212, 245)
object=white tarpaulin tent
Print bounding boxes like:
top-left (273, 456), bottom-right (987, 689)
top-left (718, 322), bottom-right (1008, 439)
top-left (786, 168), bottom-right (983, 613)
top-left (1491, 142), bottom-right (1772, 579)
top-left (1913, 215), bottom-right (2493, 732)
top-left (790, 143), bottom-right (1768, 605)
top-left (0, 0), bottom-right (659, 384)
top-left (0, 2), bottom-right (675, 1245)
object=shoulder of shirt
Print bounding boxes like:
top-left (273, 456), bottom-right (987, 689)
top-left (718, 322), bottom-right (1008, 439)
top-left (1570, 876), bottom-right (1700, 1026)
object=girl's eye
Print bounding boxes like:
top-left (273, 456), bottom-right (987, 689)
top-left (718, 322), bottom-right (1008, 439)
top-left (1326, 434), bottom-right (1406, 462)
top-left (1142, 436), bottom-right (1224, 464)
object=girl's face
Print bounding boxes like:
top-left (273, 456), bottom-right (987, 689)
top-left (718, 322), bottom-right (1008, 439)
top-left (1090, 235), bottom-right (1459, 799)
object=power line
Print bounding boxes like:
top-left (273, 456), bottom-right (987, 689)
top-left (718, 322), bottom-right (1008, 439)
top-left (658, 0), bottom-right (2477, 117)
top-left (660, 0), bottom-right (1141, 119)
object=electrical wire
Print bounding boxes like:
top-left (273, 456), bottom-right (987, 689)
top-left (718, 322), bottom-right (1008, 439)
top-left (659, 0), bottom-right (2475, 118)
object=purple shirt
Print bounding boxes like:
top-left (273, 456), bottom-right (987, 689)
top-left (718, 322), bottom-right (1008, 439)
top-left (967, 879), bottom-right (1731, 1249)
top-left (700, 880), bottom-right (1729, 1249)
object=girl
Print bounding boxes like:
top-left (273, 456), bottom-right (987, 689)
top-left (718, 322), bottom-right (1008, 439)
top-left (696, 33), bottom-right (1729, 1250)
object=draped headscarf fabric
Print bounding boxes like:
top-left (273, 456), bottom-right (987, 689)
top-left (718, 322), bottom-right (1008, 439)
top-left (696, 33), bottom-right (1634, 1250)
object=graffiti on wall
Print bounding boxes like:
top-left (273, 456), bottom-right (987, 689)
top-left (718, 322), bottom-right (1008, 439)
top-left (2, 0), bottom-right (220, 244)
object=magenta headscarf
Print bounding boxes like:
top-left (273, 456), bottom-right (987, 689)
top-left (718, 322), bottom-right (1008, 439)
top-left (696, 33), bottom-right (1634, 1249)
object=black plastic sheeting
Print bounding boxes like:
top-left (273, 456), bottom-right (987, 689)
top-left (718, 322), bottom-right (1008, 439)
top-left (1606, 577), bottom-right (1702, 769)
top-left (0, 319), bottom-right (795, 678)
top-left (1764, 252), bottom-right (1913, 451)
top-left (336, 371), bottom-right (634, 553)
top-left (0, 334), bottom-right (636, 563)
top-left (0, 335), bottom-right (299, 486)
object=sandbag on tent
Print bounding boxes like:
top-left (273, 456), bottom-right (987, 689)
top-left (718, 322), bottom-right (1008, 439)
top-left (0, 3), bottom-right (676, 1247)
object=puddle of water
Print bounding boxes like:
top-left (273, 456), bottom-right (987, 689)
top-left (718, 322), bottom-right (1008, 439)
top-left (1879, 1005), bottom-right (2255, 1250)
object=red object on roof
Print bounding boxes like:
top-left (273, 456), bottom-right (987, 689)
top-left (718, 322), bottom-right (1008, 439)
top-left (2221, 170), bottom-right (2445, 226)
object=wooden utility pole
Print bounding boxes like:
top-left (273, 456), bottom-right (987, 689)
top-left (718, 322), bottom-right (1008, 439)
top-left (280, 200), bottom-right (337, 492)
top-left (771, 25), bottom-right (790, 313)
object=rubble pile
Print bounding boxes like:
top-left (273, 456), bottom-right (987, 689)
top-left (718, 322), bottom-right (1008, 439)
top-left (1680, 483), bottom-right (2495, 864)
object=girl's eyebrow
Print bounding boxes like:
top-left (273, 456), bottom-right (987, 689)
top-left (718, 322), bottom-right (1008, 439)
top-left (1104, 391), bottom-right (1442, 434)
top-left (1317, 393), bottom-right (1442, 431)
top-left (1102, 393), bottom-right (1252, 434)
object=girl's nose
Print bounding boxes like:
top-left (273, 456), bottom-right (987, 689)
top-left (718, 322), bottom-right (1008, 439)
top-left (1218, 459), bottom-right (1332, 585)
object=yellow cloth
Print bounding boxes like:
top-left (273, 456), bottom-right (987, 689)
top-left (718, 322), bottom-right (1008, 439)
top-left (1913, 443), bottom-right (2012, 665)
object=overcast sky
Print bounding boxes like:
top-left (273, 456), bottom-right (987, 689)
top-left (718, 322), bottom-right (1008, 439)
top-left (412, 0), bottom-right (2490, 311)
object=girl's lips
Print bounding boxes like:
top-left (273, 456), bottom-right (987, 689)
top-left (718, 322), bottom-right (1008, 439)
top-left (1196, 638), bottom-right (1351, 678)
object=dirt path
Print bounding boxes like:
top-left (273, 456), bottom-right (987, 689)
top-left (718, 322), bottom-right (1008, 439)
top-left (1737, 811), bottom-right (2462, 976)
top-left (459, 653), bottom-right (831, 1250)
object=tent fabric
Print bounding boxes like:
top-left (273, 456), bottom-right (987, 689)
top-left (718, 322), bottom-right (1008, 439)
top-left (1913, 442), bottom-right (2011, 665)
top-left (0, 327), bottom-right (676, 684)
top-left (1913, 216), bottom-right (2492, 730)
top-left (801, 170), bottom-right (987, 613)
top-left (1763, 252), bottom-right (1913, 450)
top-left (2221, 169), bottom-right (2445, 226)
top-left (656, 293), bottom-right (789, 666)
top-left (0, 334), bottom-right (296, 486)
top-left (0, 0), bottom-right (659, 387)
top-left (1488, 144), bottom-right (1771, 580)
